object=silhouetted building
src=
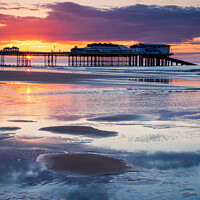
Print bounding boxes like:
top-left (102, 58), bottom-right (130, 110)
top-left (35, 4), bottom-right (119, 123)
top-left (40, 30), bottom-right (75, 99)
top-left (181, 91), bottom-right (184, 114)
top-left (3, 46), bottom-right (19, 52)
top-left (71, 43), bottom-right (132, 54)
top-left (130, 43), bottom-right (170, 55)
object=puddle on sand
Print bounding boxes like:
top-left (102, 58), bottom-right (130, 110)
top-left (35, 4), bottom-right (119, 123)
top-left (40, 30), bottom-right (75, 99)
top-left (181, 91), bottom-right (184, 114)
top-left (0, 127), bottom-right (21, 131)
top-left (88, 114), bottom-right (152, 122)
top-left (7, 120), bottom-right (37, 123)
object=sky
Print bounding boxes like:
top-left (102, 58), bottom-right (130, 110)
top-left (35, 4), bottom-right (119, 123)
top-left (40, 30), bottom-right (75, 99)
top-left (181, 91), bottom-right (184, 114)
top-left (0, 0), bottom-right (200, 61)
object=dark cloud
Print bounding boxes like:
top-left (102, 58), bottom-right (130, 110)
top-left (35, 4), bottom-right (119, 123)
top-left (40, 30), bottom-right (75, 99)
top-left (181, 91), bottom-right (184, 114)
top-left (45, 3), bottom-right (200, 43)
top-left (0, 2), bottom-right (200, 43)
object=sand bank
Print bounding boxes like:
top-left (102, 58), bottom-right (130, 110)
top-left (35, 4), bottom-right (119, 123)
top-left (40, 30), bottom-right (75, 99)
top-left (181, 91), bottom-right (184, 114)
top-left (39, 125), bottom-right (117, 137)
top-left (37, 153), bottom-right (130, 176)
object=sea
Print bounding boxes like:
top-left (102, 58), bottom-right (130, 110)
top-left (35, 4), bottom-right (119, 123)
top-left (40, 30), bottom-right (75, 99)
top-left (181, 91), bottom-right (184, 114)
top-left (0, 62), bottom-right (200, 200)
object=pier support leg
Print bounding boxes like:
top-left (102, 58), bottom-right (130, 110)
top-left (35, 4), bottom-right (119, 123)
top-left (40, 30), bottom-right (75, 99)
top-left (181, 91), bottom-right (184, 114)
top-left (94, 56), bottom-right (97, 66)
top-left (165, 58), bottom-right (167, 66)
top-left (44, 55), bottom-right (46, 66)
top-left (17, 54), bottom-right (19, 66)
top-left (75, 56), bottom-right (77, 66)
top-left (1, 55), bottom-right (4, 66)
top-left (98, 56), bottom-right (100, 66)
top-left (139, 55), bottom-right (143, 66)
top-left (87, 56), bottom-right (89, 66)
top-left (111, 56), bottom-right (113, 66)
top-left (51, 55), bottom-right (53, 66)
top-left (55, 55), bottom-right (57, 66)
top-left (90, 56), bottom-right (92, 66)
top-left (135, 55), bottom-right (138, 66)
top-left (67, 55), bottom-right (69, 66)
top-left (147, 58), bottom-right (150, 66)
top-left (156, 58), bottom-right (160, 66)
top-left (145, 57), bottom-right (148, 66)
top-left (132, 56), bottom-right (135, 66)
top-left (129, 56), bottom-right (131, 66)
top-left (72, 56), bottom-right (74, 66)
top-left (152, 57), bottom-right (154, 66)
top-left (161, 59), bottom-right (164, 66)
top-left (48, 55), bottom-right (50, 66)
top-left (70, 55), bottom-right (71, 66)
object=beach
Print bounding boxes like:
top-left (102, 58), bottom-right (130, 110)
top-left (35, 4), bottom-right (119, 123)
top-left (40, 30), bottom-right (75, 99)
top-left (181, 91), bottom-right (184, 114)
top-left (1, 65), bottom-right (200, 199)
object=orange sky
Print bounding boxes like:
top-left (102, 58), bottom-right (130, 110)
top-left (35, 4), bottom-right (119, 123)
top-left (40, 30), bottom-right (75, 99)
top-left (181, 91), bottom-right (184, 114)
top-left (0, 1), bottom-right (199, 62)
top-left (1, 39), bottom-right (200, 55)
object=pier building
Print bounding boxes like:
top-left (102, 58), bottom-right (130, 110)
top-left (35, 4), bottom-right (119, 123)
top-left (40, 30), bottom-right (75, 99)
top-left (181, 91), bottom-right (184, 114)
top-left (130, 43), bottom-right (170, 55)
top-left (71, 43), bottom-right (132, 54)
top-left (3, 46), bottom-right (19, 52)
top-left (69, 43), bottom-right (195, 67)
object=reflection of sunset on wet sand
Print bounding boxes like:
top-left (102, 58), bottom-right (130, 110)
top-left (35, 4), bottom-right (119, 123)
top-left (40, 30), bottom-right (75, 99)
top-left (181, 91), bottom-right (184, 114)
top-left (0, 81), bottom-right (89, 119)
top-left (169, 77), bottom-right (200, 87)
top-left (1, 65), bottom-right (200, 199)
top-left (18, 138), bottom-right (44, 144)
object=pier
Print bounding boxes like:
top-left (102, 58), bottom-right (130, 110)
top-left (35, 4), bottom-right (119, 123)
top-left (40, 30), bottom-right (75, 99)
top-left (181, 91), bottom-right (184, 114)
top-left (0, 43), bottom-right (196, 67)
top-left (67, 53), bottom-right (179, 67)
top-left (0, 51), bottom-right (196, 67)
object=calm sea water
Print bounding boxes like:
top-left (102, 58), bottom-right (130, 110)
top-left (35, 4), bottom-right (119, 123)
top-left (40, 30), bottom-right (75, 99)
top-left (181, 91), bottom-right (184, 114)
top-left (0, 64), bottom-right (200, 200)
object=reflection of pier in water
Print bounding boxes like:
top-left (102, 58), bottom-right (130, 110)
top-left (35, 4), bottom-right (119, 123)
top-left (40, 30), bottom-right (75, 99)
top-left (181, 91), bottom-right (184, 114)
top-left (0, 52), bottom-right (196, 67)
top-left (129, 78), bottom-right (170, 84)
top-left (129, 77), bottom-right (200, 87)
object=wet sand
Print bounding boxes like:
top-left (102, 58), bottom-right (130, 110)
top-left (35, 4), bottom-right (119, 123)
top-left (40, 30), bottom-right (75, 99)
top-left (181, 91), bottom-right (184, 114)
top-left (39, 125), bottom-right (117, 137)
top-left (1, 65), bottom-right (200, 199)
top-left (37, 153), bottom-right (130, 176)
top-left (0, 70), bottom-right (123, 84)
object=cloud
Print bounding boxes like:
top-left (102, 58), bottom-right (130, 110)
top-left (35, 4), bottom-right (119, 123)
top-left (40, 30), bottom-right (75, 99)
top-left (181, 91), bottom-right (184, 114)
top-left (0, 2), bottom-right (40, 11)
top-left (45, 3), bottom-right (200, 43)
top-left (0, 2), bottom-right (200, 43)
top-left (0, 7), bottom-right (39, 11)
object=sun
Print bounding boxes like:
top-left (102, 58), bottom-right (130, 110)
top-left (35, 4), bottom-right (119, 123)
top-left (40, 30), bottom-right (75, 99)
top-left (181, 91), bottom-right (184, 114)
top-left (26, 68), bottom-right (31, 72)
top-left (26, 55), bottom-right (32, 60)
